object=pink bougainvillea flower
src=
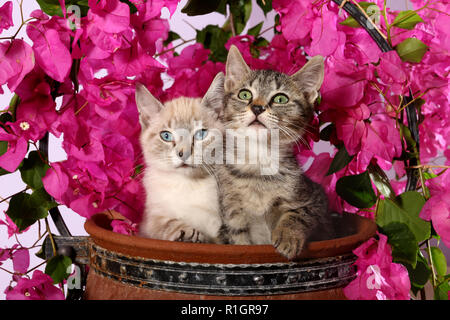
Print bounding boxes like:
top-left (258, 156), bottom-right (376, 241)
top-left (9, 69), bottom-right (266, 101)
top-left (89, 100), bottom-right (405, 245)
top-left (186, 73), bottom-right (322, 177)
top-left (0, 39), bottom-right (35, 92)
top-left (261, 34), bottom-right (306, 74)
top-left (12, 248), bottom-right (29, 274)
top-left (359, 118), bottom-right (402, 171)
top-left (305, 152), bottom-right (343, 213)
top-left (376, 51), bottom-right (408, 95)
top-left (43, 163), bottom-right (70, 203)
top-left (0, 1), bottom-right (13, 33)
top-left (273, 0), bottom-right (315, 41)
top-left (15, 80), bottom-right (59, 139)
top-left (5, 270), bottom-right (65, 300)
top-left (88, 0), bottom-right (130, 33)
top-left (165, 43), bottom-right (224, 100)
top-left (132, 0), bottom-right (179, 21)
top-left (132, 15), bottom-right (169, 55)
top-left (0, 128), bottom-right (28, 173)
top-left (0, 214), bottom-right (30, 238)
top-left (420, 170), bottom-right (450, 248)
top-left (321, 58), bottom-right (371, 108)
top-left (27, 28), bottom-right (72, 82)
top-left (307, 10), bottom-right (344, 57)
top-left (113, 39), bottom-right (161, 77)
top-left (111, 219), bottom-right (138, 235)
top-left (344, 232), bottom-right (410, 300)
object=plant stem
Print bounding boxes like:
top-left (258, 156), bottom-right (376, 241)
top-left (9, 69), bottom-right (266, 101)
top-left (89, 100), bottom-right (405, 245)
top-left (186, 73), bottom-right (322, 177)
top-left (426, 240), bottom-right (437, 288)
top-left (0, 266), bottom-right (14, 275)
top-left (228, 5), bottom-right (236, 37)
top-left (0, 188), bottom-right (29, 205)
top-left (26, 260), bottom-right (47, 274)
top-left (155, 38), bottom-right (195, 57)
top-left (382, 0), bottom-right (392, 46)
top-left (45, 218), bottom-right (58, 257)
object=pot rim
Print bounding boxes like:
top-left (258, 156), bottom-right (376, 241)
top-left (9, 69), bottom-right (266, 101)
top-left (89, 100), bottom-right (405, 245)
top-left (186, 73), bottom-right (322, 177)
top-left (84, 212), bottom-right (377, 264)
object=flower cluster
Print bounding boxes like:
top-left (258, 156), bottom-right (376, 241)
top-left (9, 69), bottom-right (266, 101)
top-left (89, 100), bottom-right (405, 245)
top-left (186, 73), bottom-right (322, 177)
top-left (343, 232), bottom-right (411, 300)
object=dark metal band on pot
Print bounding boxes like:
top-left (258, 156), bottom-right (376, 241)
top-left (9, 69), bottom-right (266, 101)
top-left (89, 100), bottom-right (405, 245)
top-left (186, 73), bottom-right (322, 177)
top-left (88, 241), bottom-right (357, 296)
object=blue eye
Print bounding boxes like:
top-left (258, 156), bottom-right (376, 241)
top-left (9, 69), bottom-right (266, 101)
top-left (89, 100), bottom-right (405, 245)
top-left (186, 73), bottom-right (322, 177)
top-left (160, 131), bottom-right (173, 142)
top-left (194, 129), bottom-right (208, 140)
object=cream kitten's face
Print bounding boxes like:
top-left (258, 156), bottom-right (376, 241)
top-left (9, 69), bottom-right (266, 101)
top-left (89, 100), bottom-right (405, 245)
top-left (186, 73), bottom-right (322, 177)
top-left (136, 73), bottom-right (225, 177)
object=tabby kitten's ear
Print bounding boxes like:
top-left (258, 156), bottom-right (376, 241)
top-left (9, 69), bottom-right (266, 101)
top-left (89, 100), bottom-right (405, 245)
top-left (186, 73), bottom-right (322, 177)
top-left (291, 56), bottom-right (325, 105)
top-left (201, 72), bottom-right (225, 118)
top-left (135, 83), bottom-right (164, 129)
top-left (225, 45), bottom-right (250, 91)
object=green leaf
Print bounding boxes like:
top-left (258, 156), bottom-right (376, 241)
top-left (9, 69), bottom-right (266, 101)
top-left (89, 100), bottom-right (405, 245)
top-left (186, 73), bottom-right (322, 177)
top-left (326, 146), bottom-right (354, 176)
top-left (163, 31), bottom-right (181, 47)
top-left (0, 112), bottom-right (13, 124)
top-left (380, 222), bottom-right (418, 267)
top-left (45, 255), bottom-right (72, 284)
top-left (368, 162), bottom-right (396, 200)
top-left (256, 0), bottom-right (272, 16)
top-left (247, 22), bottom-right (264, 37)
top-left (229, 0), bottom-right (252, 35)
top-left (339, 2), bottom-right (375, 28)
top-left (35, 246), bottom-right (46, 260)
top-left (399, 123), bottom-right (417, 153)
top-left (395, 38), bottom-right (428, 63)
top-left (196, 25), bottom-right (231, 62)
top-left (29, 187), bottom-right (58, 211)
top-left (36, 0), bottom-right (63, 16)
top-left (422, 171), bottom-right (438, 180)
top-left (430, 247), bottom-right (448, 277)
top-left (336, 171), bottom-right (377, 208)
top-left (0, 141), bottom-right (11, 176)
top-left (6, 192), bottom-right (49, 231)
top-left (253, 37), bottom-right (269, 47)
top-left (407, 254), bottom-right (431, 290)
top-left (8, 94), bottom-right (20, 118)
top-left (181, 0), bottom-right (223, 16)
top-left (19, 151), bottom-right (50, 190)
top-left (376, 191), bottom-right (430, 242)
top-left (392, 10), bottom-right (423, 30)
top-left (319, 123), bottom-right (334, 141)
top-left (434, 280), bottom-right (450, 300)
top-left (36, 0), bottom-right (89, 17)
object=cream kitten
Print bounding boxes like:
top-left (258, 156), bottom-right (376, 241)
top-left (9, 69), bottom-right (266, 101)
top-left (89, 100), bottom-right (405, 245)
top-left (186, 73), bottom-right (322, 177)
top-left (136, 73), bottom-right (225, 243)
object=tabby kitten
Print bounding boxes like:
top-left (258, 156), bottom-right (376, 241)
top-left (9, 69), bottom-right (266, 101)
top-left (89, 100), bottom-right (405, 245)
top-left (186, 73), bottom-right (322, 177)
top-left (136, 73), bottom-right (225, 243)
top-left (217, 45), bottom-right (333, 259)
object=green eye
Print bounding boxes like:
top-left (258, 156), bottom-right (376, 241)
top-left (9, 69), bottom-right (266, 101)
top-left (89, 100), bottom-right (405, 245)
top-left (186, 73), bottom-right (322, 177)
top-left (238, 89), bottom-right (252, 101)
top-left (160, 131), bottom-right (173, 142)
top-left (273, 94), bottom-right (289, 104)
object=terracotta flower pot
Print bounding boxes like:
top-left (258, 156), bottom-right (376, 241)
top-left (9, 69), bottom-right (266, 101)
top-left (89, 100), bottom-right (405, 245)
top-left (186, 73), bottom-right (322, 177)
top-left (83, 212), bottom-right (376, 300)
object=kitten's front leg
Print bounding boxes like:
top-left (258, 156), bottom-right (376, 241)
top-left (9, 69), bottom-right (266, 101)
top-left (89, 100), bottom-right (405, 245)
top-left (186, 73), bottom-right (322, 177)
top-left (266, 201), bottom-right (318, 260)
top-left (141, 215), bottom-right (207, 243)
top-left (219, 204), bottom-right (252, 244)
top-left (175, 228), bottom-right (206, 243)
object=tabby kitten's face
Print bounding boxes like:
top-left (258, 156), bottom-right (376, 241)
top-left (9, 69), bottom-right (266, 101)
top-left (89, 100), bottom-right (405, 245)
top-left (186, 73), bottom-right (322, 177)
top-left (223, 45), bottom-right (324, 145)
top-left (136, 73), bottom-right (224, 177)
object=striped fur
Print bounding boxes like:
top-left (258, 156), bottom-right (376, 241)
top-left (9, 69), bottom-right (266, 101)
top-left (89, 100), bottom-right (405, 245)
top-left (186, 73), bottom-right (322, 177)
top-left (216, 46), bottom-right (333, 259)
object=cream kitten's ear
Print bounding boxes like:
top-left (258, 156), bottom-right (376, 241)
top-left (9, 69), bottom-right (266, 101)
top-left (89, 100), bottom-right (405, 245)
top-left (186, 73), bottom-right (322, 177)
top-left (225, 45), bottom-right (250, 91)
top-left (291, 56), bottom-right (324, 105)
top-left (201, 72), bottom-right (225, 117)
top-left (135, 83), bottom-right (163, 128)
